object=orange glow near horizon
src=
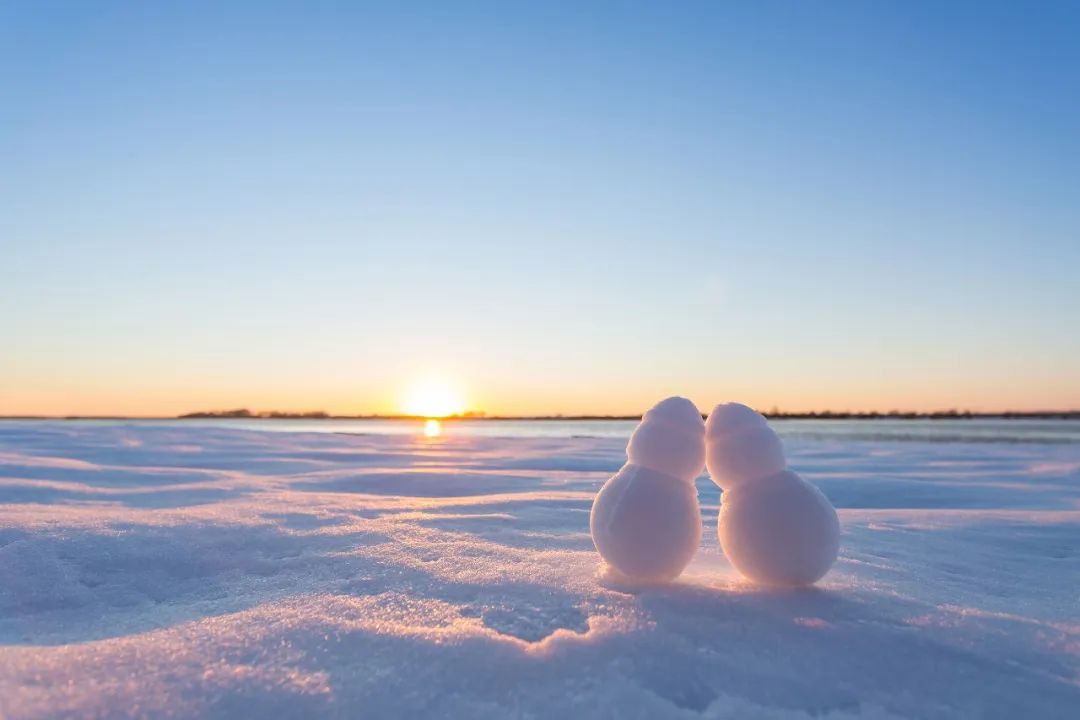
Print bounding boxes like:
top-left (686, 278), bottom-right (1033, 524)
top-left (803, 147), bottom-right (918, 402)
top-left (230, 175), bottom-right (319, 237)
top-left (2, 372), bottom-right (1078, 418)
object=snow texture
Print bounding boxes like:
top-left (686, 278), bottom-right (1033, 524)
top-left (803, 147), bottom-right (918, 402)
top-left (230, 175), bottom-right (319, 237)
top-left (708, 403), bottom-right (840, 586)
top-left (718, 470), bottom-right (841, 587)
top-left (705, 402), bottom-right (786, 490)
top-left (591, 397), bottom-right (705, 581)
top-left (1, 420), bottom-right (1079, 719)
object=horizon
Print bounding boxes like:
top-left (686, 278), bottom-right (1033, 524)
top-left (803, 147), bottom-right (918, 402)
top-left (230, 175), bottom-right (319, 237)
top-left (4, 406), bottom-right (1080, 421)
top-left (3, 1), bottom-right (1079, 416)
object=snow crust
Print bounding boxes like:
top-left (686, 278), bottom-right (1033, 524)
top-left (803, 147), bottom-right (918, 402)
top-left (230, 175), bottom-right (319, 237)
top-left (0, 421), bottom-right (1078, 718)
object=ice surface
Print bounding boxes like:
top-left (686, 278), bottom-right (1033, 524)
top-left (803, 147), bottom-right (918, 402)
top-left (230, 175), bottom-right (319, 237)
top-left (0, 421), bottom-right (1078, 718)
top-left (707, 404), bottom-right (839, 586)
top-left (592, 397), bottom-right (705, 581)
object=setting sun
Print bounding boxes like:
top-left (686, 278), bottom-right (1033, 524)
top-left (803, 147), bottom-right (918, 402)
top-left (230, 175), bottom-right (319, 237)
top-left (400, 380), bottom-right (467, 418)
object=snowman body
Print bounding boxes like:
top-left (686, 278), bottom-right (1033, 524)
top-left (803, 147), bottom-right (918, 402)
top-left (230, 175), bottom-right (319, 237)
top-left (590, 397), bottom-right (705, 582)
top-left (706, 403), bottom-right (839, 586)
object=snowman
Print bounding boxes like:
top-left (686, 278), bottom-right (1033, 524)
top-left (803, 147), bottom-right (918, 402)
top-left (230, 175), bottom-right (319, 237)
top-left (706, 403), bottom-right (839, 586)
top-left (590, 396), bottom-right (706, 582)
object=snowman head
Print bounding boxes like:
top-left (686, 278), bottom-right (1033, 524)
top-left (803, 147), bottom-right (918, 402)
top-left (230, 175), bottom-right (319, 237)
top-left (705, 402), bottom-right (786, 490)
top-left (626, 396), bottom-right (706, 481)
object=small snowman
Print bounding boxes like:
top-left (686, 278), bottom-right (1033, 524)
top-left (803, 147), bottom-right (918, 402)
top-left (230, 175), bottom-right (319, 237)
top-left (590, 397), bottom-right (706, 582)
top-left (706, 403), bottom-right (839, 587)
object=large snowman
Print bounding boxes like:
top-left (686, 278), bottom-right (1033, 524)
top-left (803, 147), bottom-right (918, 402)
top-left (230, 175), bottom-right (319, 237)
top-left (590, 397), bottom-right (705, 582)
top-left (705, 402), bottom-right (839, 586)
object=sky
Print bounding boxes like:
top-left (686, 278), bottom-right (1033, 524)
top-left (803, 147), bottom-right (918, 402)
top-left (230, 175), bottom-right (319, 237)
top-left (2, 1), bottom-right (1079, 416)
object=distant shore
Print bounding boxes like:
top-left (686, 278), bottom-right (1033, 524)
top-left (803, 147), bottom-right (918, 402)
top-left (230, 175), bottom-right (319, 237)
top-left (3, 410), bottom-right (1079, 421)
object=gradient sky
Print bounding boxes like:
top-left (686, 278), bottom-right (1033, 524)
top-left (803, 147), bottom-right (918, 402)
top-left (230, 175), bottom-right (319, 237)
top-left (3, 1), bottom-right (1079, 416)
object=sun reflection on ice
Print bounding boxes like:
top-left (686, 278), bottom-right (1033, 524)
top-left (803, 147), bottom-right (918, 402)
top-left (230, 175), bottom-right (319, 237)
top-left (424, 419), bottom-right (442, 438)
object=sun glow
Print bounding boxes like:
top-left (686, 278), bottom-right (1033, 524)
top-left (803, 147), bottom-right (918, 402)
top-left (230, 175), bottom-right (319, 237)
top-left (401, 380), bottom-right (467, 418)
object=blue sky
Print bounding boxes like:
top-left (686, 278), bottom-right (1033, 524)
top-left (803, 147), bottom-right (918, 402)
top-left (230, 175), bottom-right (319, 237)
top-left (2, 1), bottom-right (1078, 415)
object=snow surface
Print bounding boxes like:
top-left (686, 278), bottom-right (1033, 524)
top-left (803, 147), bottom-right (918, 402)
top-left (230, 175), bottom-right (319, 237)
top-left (0, 421), bottom-right (1078, 718)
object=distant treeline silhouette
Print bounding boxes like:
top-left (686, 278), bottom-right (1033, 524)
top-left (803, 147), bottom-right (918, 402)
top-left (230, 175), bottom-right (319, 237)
top-left (176, 408), bottom-right (1080, 421)
top-left (759, 409), bottom-right (1080, 420)
top-left (179, 409), bottom-right (330, 419)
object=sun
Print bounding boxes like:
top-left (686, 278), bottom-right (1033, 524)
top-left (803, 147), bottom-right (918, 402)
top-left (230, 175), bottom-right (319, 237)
top-left (400, 379), bottom-right (467, 418)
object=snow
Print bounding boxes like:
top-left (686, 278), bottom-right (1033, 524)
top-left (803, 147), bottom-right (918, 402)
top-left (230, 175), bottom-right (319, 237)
top-left (707, 403), bottom-right (839, 586)
top-left (591, 464), bottom-right (702, 583)
top-left (717, 469), bottom-right (840, 587)
top-left (0, 420), bottom-right (1078, 718)
top-left (705, 402), bottom-right (786, 489)
top-left (626, 396), bottom-right (707, 480)
top-left (592, 397), bottom-right (704, 581)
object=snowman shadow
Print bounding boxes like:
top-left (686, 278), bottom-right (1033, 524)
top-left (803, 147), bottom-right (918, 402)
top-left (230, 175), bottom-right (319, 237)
top-left (599, 562), bottom-right (844, 614)
top-left (633, 575), bottom-right (859, 641)
top-left (594, 567), bottom-right (863, 713)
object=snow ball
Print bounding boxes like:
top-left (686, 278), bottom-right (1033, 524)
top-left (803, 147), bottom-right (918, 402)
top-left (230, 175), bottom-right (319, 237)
top-left (626, 396), bottom-right (706, 482)
top-left (704, 402), bottom-right (768, 435)
top-left (705, 403), bottom-right (785, 489)
top-left (590, 464), bottom-right (702, 582)
top-left (718, 470), bottom-right (839, 587)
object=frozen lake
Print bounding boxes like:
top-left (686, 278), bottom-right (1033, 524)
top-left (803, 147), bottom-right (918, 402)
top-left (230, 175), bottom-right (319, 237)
top-left (14, 416), bottom-right (1079, 444)
top-left (0, 420), bottom-right (1077, 718)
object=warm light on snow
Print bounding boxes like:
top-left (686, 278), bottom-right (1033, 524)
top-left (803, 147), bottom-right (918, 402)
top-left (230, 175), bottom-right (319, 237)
top-left (0, 422), bottom-right (1077, 717)
top-left (424, 419), bottom-right (442, 437)
top-left (401, 379), bottom-right (466, 418)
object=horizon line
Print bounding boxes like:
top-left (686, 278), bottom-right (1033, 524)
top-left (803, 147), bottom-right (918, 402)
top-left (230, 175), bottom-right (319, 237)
top-left (3, 409), bottom-right (1080, 422)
